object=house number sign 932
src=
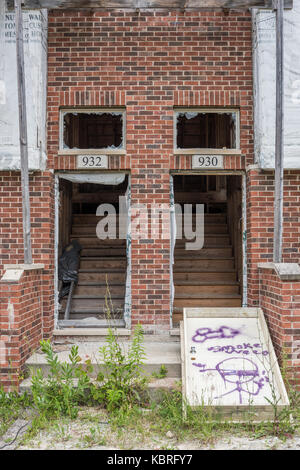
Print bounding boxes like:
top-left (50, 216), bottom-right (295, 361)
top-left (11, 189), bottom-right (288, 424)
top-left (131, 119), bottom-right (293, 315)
top-left (192, 155), bottom-right (224, 169)
top-left (77, 155), bottom-right (108, 169)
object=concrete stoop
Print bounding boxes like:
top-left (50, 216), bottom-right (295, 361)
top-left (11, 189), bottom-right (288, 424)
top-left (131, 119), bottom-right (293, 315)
top-left (19, 339), bottom-right (182, 400)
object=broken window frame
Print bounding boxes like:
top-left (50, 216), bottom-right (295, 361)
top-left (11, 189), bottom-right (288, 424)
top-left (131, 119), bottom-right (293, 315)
top-left (59, 107), bottom-right (126, 154)
top-left (173, 107), bottom-right (240, 154)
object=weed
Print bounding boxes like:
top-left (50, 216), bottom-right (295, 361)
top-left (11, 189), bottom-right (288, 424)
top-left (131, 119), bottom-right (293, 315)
top-left (82, 426), bottom-right (106, 448)
top-left (90, 324), bottom-right (147, 412)
top-left (0, 387), bottom-right (30, 437)
top-left (152, 365), bottom-right (168, 379)
top-left (30, 340), bottom-right (90, 419)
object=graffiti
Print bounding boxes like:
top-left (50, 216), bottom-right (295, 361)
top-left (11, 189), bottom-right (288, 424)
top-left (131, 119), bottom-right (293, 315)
top-left (207, 343), bottom-right (269, 356)
top-left (192, 326), bottom-right (240, 344)
top-left (193, 357), bottom-right (269, 404)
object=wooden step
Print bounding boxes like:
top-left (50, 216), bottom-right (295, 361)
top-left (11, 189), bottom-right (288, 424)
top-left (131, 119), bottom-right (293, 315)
top-left (71, 236), bottom-right (126, 246)
top-left (174, 258), bottom-right (235, 270)
top-left (72, 224), bottom-right (121, 236)
top-left (173, 272), bottom-right (237, 282)
top-left (61, 297), bottom-right (124, 310)
top-left (174, 247), bottom-right (232, 258)
top-left (173, 295), bottom-right (242, 309)
top-left (81, 248), bottom-right (126, 257)
top-left (174, 283), bottom-right (239, 294)
top-left (175, 236), bottom-right (231, 247)
top-left (73, 214), bottom-right (125, 224)
top-left (71, 223), bottom-right (228, 236)
top-left (75, 284), bottom-right (125, 296)
top-left (80, 257), bottom-right (127, 269)
top-left (72, 213), bottom-right (227, 225)
top-left (78, 271), bottom-right (126, 282)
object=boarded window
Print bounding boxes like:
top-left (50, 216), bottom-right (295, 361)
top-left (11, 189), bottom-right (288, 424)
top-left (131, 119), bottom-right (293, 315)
top-left (62, 111), bottom-right (124, 150)
top-left (175, 111), bottom-right (238, 149)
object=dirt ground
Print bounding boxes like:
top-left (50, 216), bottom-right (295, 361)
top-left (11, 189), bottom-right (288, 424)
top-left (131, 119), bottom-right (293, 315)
top-left (1, 407), bottom-right (299, 451)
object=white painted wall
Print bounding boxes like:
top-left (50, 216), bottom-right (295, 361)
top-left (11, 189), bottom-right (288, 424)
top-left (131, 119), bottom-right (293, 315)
top-left (253, 2), bottom-right (300, 169)
top-left (0, 6), bottom-right (47, 170)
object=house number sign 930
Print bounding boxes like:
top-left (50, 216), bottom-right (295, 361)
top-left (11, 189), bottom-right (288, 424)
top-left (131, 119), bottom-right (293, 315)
top-left (77, 155), bottom-right (108, 169)
top-left (192, 155), bottom-right (224, 169)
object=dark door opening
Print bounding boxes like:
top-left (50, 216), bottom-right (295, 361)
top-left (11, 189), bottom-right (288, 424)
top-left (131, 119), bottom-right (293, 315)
top-left (57, 176), bottom-right (128, 328)
top-left (172, 174), bottom-right (243, 326)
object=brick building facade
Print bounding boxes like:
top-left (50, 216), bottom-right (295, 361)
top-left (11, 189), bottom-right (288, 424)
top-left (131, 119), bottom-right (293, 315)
top-left (0, 7), bottom-right (299, 389)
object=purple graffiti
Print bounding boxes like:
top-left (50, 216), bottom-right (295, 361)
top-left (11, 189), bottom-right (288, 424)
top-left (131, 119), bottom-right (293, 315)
top-left (207, 343), bottom-right (269, 356)
top-left (193, 357), bottom-right (268, 404)
top-left (192, 326), bottom-right (240, 344)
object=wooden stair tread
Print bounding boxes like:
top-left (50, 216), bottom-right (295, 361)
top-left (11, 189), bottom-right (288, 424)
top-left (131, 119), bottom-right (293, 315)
top-left (174, 268), bottom-right (236, 272)
top-left (174, 293), bottom-right (241, 299)
top-left (174, 280), bottom-right (239, 286)
top-left (80, 256), bottom-right (126, 260)
top-left (79, 268), bottom-right (126, 273)
top-left (77, 275), bottom-right (125, 287)
top-left (69, 294), bottom-right (124, 299)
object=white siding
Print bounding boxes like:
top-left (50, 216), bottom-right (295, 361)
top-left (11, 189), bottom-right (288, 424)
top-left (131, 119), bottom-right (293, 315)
top-left (253, 2), bottom-right (300, 168)
top-left (0, 6), bottom-right (47, 170)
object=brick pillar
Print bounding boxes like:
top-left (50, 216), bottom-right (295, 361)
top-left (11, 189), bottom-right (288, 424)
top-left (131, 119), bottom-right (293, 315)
top-left (0, 264), bottom-right (44, 391)
top-left (130, 168), bottom-right (171, 334)
top-left (258, 262), bottom-right (300, 389)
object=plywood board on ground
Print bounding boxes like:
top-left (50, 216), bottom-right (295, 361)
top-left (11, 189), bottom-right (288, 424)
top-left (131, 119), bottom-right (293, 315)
top-left (181, 308), bottom-right (290, 421)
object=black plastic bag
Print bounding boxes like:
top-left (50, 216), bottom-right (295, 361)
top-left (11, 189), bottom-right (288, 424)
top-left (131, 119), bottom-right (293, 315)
top-left (58, 239), bottom-right (82, 300)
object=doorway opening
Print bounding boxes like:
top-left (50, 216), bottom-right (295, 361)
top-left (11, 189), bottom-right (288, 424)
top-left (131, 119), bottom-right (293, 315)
top-left (171, 174), bottom-right (244, 326)
top-left (56, 173), bottom-right (129, 328)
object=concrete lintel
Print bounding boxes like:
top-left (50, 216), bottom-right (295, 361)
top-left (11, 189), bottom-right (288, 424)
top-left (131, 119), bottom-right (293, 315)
top-left (258, 262), bottom-right (300, 281)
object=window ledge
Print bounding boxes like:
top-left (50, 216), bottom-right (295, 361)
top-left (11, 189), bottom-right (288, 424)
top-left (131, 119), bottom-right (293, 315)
top-left (57, 149), bottom-right (127, 156)
top-left (173, 149), bottom-right (242, 156)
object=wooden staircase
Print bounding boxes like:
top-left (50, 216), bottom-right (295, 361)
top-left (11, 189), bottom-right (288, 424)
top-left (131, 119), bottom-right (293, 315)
top-left (59, 214), bottom-right (127, 327)
top-left (172, 212), bottom-right (242, 324)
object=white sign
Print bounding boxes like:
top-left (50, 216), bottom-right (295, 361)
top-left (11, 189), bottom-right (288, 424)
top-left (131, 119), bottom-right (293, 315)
top-left (77, 155), bottom-right (108, 169)
top-left (192, 154), bottom-right (224, 169)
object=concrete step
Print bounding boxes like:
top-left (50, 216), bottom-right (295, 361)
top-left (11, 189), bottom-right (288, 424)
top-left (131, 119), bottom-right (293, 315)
top-left (23, 340), bottom-right (181, 380)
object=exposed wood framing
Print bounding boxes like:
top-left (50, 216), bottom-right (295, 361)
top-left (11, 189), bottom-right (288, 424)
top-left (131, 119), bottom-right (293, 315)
top-left (6, 0), bottom-right (293, 10)
top-left (15, 0), bottom-right (32, 264)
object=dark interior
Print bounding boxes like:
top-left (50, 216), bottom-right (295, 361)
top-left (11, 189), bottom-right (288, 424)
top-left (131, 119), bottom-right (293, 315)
top-left (176, 112), bottom-right (236, 149)
top-left (63, 112), bottom-right (123, 149)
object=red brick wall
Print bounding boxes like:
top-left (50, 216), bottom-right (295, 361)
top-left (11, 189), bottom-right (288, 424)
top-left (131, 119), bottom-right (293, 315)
top-left (247, 169), bottom-right (300, 307)
top-left (259, 265), bottom-right (300, 388)
top-left (0, 268), bottom-right (43, 390)
top-left (47, 9), bottom-right (253, 330)
top-left (0, 171), bottom-right (55, 336)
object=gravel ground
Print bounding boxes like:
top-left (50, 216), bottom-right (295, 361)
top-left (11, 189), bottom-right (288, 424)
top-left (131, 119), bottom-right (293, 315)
top-left (1, 406), bottom-right (298, 451)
